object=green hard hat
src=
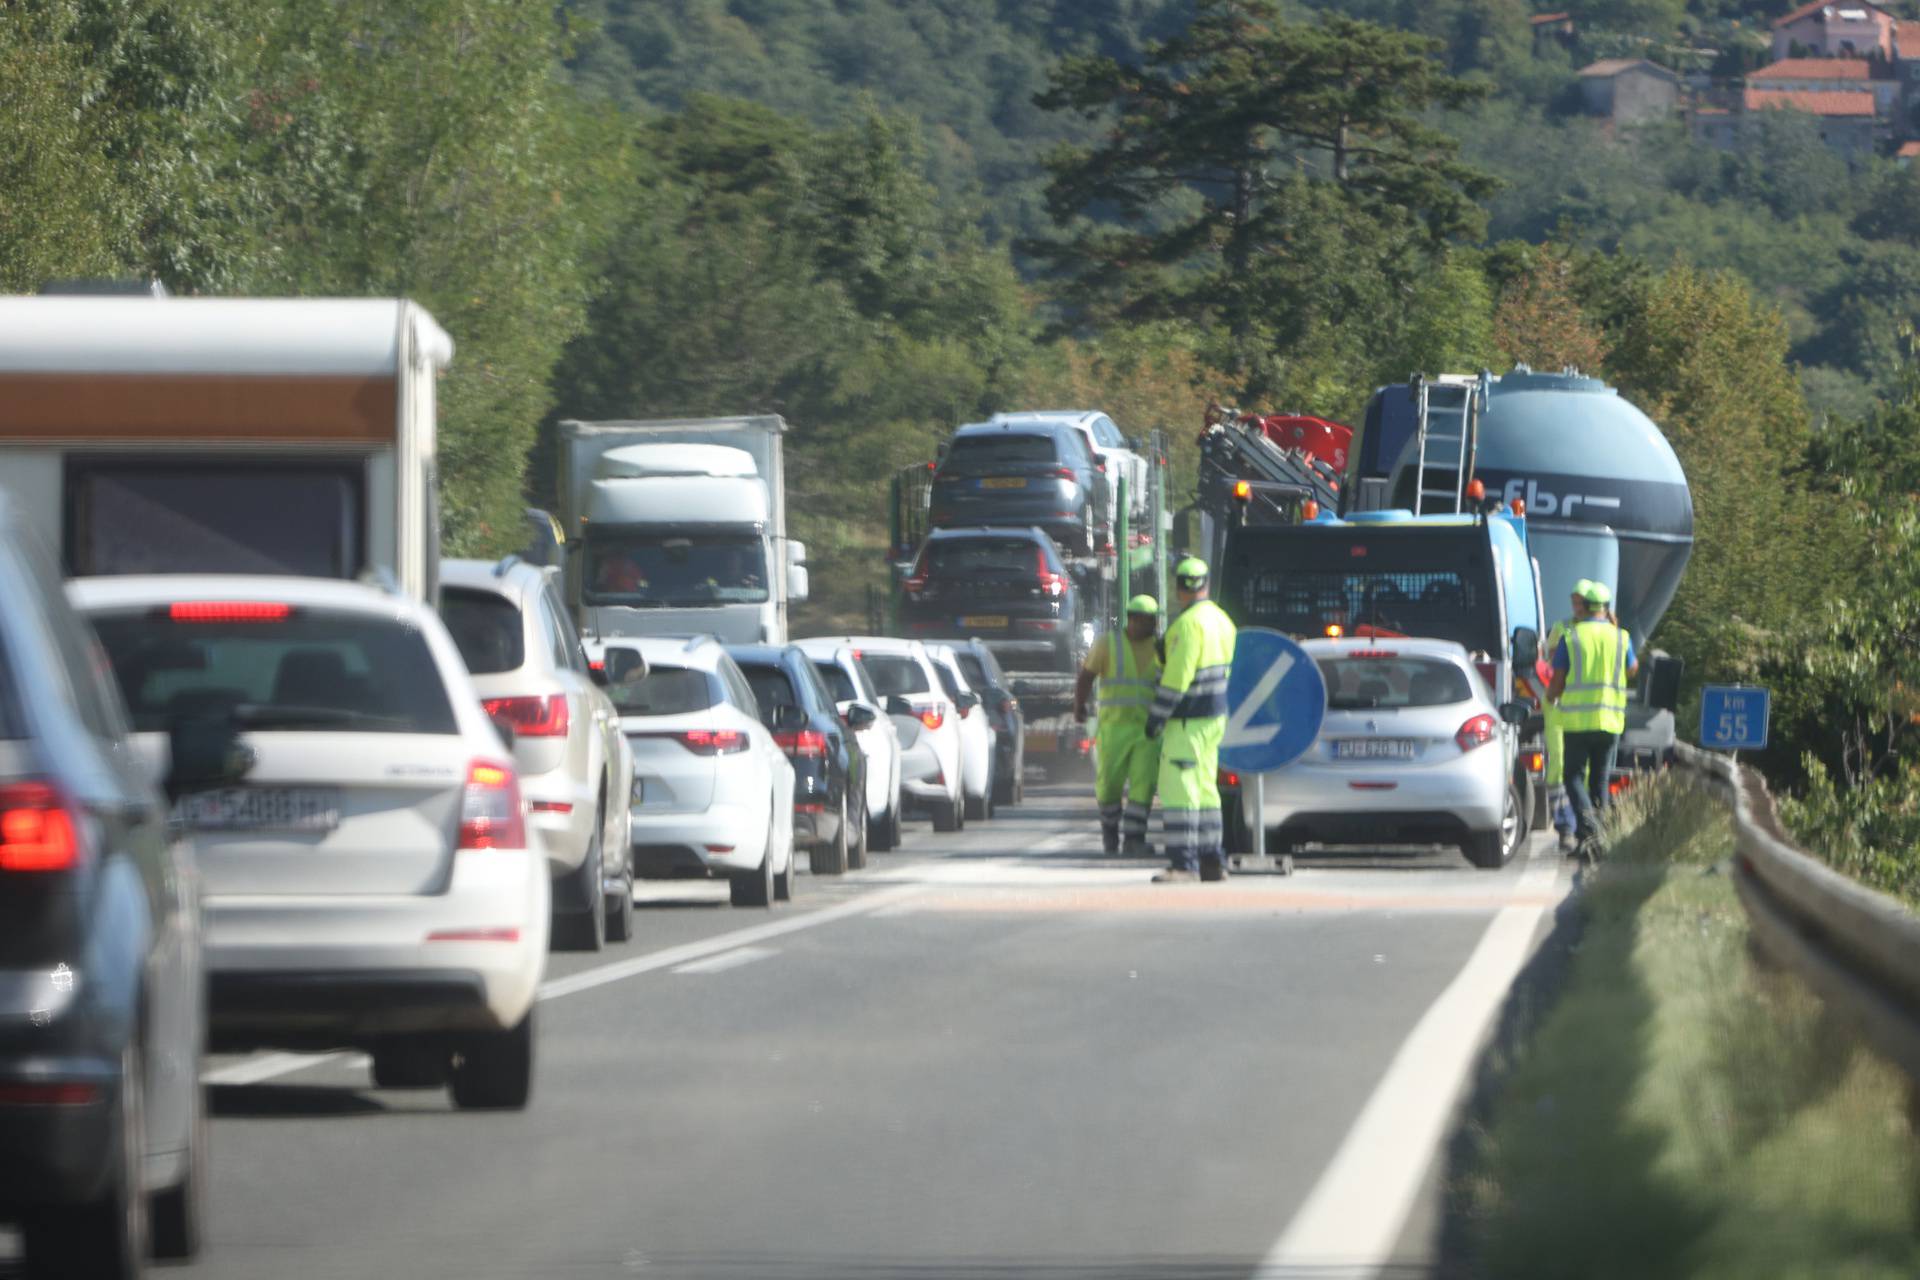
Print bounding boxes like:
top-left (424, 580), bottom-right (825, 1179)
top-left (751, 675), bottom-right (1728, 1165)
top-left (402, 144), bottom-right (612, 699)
top-left (1174, 556), bottom-right (1209, 587)
top-left (1126, 594), bottom-right (1159, 616)
top-left (1579, 579), bottom-right (1613, 606)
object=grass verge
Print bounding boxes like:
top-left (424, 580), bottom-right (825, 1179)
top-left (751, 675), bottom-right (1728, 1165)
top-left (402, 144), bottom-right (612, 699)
top-left (1453, 774), bottom-right (1920, 1278)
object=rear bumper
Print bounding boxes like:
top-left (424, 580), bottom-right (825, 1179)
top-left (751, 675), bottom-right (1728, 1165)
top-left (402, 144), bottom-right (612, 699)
top-left (629, 801), bottom-right (767, 878)
top-left (521, 768), bottom-right (598, 875)
top-left (1248, 756), bottom-right (1504, 845)
top-left (202, 849), bottom-right (548, 1050)
top-left (0, 1056), bottom-right (121, 1206)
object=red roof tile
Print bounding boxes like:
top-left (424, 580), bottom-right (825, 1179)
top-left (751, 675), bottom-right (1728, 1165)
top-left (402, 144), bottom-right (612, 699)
top-left (1742, 88), bottom-right (1878, 116)
top-left (1529, 11), bottom-right (1571, 24)
top-left (1899, 141), bottom-right (1920, 157)
top-left (1900, 20), bottom-right (1920, 55)
top-left (1752, 57), bottom-right (1873, 80)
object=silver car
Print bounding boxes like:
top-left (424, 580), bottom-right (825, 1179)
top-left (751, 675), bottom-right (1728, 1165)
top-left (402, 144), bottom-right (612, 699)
top-left (440, 558), bottom-right (634, 949)
top-left (1240, 637), bottom-right (1527, 868)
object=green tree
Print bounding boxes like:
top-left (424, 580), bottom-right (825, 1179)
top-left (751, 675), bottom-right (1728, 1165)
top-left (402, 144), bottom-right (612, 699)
top-left (1029, 1), bottom-right (1496, 393)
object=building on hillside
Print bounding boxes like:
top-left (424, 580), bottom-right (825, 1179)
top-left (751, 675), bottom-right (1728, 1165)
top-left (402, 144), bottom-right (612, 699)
top-left (1742, 88), bottom-right (1879, 157)
top-left (1771, 3), bottom-right (1895, 61)
top-left (1531, 11), bottom-right (1575, 47)
top-left (1749, 57), bottom-right (1901, 117)
top-left (1690, 105), bottom-right (1739, 150)
top-left (1898, 139), bottom-right (1920, 164)
top-left (1577, 59), bottom-right (1683, 124)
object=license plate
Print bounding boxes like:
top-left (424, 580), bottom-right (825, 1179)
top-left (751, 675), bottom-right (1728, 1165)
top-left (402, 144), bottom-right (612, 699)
top-left (1026, 733), bottom-right (1059, 753)
top-left (174, 786), bottom-right (341, 832)
top-left (961, 615), bottom-right (1009, 628)
top-left (1332, 739), bottom-right (1417, 761)
top-left (980, 477), bottom-right (1026, 490)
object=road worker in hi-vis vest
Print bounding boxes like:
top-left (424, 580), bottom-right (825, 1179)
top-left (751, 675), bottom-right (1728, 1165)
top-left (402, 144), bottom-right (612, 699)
top-left (1074, 594), bottom-right (1163, 855)
top-left (1546, 578), bottom-right (1637, 855)
top-left (1147, 559), bottom-right (1237, 883)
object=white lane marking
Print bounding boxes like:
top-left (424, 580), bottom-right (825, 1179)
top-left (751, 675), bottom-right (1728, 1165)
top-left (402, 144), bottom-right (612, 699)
top-left (204, 873), bottom-right (929, 1086)
top-left (671, 945), bottom-right (777, 975)
top-left (1260, 856), bottom-right (1562, 1277)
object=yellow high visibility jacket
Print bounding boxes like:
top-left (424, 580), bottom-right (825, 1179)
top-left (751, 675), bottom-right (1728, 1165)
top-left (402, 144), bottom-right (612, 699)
top-left (1560, 619), bottom-right (1632, 735)
top-left (1151, 598), bottom-right (1236, 723)
top-left (1089, 631), bottom-right (1161, 727)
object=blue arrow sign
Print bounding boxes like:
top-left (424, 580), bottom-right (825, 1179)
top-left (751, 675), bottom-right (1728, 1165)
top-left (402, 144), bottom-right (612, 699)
top-left (1700, 685), bottom-right (1769, 751)
top-left (1219, 627), bottom-right (1328, 773)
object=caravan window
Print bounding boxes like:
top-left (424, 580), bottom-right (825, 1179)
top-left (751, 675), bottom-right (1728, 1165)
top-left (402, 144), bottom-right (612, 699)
top-left (66, 459), bottom-right (363, 579)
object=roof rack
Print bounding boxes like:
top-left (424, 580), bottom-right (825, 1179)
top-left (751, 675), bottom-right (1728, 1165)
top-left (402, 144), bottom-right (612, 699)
top-left (491, 553), bottom-right (522, 579)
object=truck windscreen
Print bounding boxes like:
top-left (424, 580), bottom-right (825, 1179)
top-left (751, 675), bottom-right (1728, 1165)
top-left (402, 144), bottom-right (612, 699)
top-left (1220, 525), bottom-right (1502, 654)
top-left (66, 460), bottom-right (362, 578)
top-left (585, 531), bottom-right (769, 606)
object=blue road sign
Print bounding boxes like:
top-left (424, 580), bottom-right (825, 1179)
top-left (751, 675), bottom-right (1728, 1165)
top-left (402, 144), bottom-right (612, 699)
top-left (1220, 628), bottom-right (1328, 773)
top-left (1700, 685), bottom-right (1769, 751)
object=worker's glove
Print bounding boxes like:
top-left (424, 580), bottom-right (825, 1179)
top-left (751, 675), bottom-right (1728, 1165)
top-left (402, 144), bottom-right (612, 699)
top-left (1144, 715), bottom-right (1164, 740)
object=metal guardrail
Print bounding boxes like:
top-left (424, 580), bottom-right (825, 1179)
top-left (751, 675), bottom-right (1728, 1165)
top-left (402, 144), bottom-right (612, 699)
top-left (1674, 742), bottom-right (1920, 1084)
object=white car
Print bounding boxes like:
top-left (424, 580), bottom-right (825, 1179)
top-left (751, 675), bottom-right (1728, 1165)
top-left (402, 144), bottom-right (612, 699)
top-left (927, 642), bottom-right (999, 822)
top-left (1238, 637), bottom-right (1526, 869)
top-left (440, 558), bottom-right (634, 949)
top-left (794, 638), bottom-right (903, 852)
top-left (989, 410), bottom-right (1148, 528)
top-left (593, 635), bottom-right (796, 907)
top-left (822, 637), bottom-right (966, 832)
top-left (75, 575), bottom-right (548, 1109)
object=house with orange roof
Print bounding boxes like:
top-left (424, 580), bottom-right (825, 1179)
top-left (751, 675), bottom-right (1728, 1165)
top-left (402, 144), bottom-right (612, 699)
top-left (1742, 88), bottom-right (1879, 156)
top-left (1772, 2), bottom-right (1896, 61)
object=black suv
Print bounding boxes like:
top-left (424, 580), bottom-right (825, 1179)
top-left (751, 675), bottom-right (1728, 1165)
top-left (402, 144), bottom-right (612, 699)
top-left (727, 644), bottom-right (869, 877)
top-left (901, 527), bottom-right (1084, 675)
top-left (929, 420), bottom-right (1105, 554)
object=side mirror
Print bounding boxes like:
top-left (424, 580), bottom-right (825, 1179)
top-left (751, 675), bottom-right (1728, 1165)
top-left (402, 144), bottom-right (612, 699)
top-left (787, 541), bottom-right (808, 566)
top-left (787, 564), bottom-right (809, 604)
top-left (1510, 626), bottom-right (1539, 669)
top-left (489, 715), bottom-right (518, 750)
top-left (844, 703), bottom-right (878, 730)
top-left (587, 662), bottom-right (609, 688)
top-left (1644, 652), bottom-right (1683, 713)
top-left (164, 717), bottom-right (254, 802)
top-left (770, 703), bottom-right (810, 733)
top-left (884, 695), bottom-right (916, 717)
top-left (601, 646), bottom-right (648, 686)
top-left (1497, 701), bottom-right (1530, 727)
top-left (954, 691), bottom-right (980, 715)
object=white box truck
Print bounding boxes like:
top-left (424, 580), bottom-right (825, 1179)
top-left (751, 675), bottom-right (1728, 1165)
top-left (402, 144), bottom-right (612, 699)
top-left (0, 295), bottom-right (452, 600)
top-left (555, 417), bottom-right (807, 643)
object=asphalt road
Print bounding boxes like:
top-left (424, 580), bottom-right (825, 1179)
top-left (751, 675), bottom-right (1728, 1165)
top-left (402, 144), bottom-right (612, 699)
top-left (7, 784), bottom-right (1571, 1279)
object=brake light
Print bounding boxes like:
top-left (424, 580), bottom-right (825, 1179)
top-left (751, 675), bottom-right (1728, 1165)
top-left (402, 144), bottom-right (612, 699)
top-left (1219, 770), bottom-right (1241, 788)
top-left (918, 706), bottom-right (945, 731)
top-left (482, 694), bottom-right (570, 738)
top-left (677, 729), bottom-right (749, 756)
top-left (1351, 650), bottom-right (1398, 659)
top-left (167, 601), bottom-right (293, 623)
top-left (0, 782), bottom-right (83, 873)
top-left (774, 729), bottom-right (829, 758)
top-left (905, 574), bottom-right (928, 596)
top-left (458, 760), bottom-right (525, 849)
top-left (1455, 714), bottom-right (1497, 752)
top-left (1036, 550), bottom-right (1067, 598)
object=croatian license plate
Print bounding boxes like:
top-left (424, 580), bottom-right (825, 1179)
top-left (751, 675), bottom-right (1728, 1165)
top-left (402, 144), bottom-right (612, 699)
top-left (980, 477), bottom-right (1026, 490)
top-left (175, 787), bottom-right (341, 832)
top-left (961, 615), bottom-right (1009, 629)
top-left (1332, 739), bottom-right (1417, 761)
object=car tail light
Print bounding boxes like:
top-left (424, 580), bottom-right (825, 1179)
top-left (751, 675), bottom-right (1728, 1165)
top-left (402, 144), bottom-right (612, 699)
top-left (1523, 750), bottom-right (1545, 774)
top-left (1052, 466), bottom-right (1076, 480)
top-left (0, 1081), bottom-right (99, 1105)
top-left (1016, 619), bottom-right (1061, 632)
top-left (1350, 650), bottom-right (1398, 659)
top-left (1455, 714), bottom-right (1497, 753)
top-left (795, 802), bottom-right (826, 815)
top-left (774, 729), bottom-right (829, 758)
top-left (166, 601), bottom-right (293, 623)
top-left (918, 706), bottom-right (945, 731)
top-left (1035, 550), bottom-right (1067, 597)
top-left (425, 927), bottom-right (521, 944)
top-left (1219, 769), bottom-right (1240, 788)
top-left (0, 781), bottom-right (84, 873)
top-left (1474, 661), bottom-right (1500, 691)
top-left (676, 728), bottom-right (750, 755)
top-left (483, 694), bottom-right (570, 738)
top-left (458, 760), bottom-right (526, 849)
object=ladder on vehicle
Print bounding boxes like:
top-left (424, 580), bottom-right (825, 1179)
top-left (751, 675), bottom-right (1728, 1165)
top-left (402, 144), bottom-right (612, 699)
top-left (1410, 373), bottom-right (1489, 515)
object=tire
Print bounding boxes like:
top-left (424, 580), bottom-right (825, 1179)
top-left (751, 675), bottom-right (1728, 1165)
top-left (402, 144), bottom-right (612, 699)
top-left (964, 787), bottom-right (987, 822)
top-left (24, 1043), bottom-right (146, 1280)
top-left (551, 832), bottom-right (605, 953)
top-left (730, 844), bottom-right (774, 908)
top-left (150, 1077), bottom-right (205, 1261)
top-left (847, 801), bottom-right (868, 870)
top-left (774, 846), bottom-right (793, 902)
top-left (993, 764), bottom-right (1017, 807)
top-left (1465, 783), bottom-right (1523, 869)
top-left (605, 867), bottom-right (633, 943)
top-left (371, 1038), bottom-right (448, 1089)
top-left (869, 799), bottom-right (898, 853)
top-left (811, 796), bottom-right (850, 876)
top-left (932, 794), bottom-right (961, 834)
top-left (449, 1012), bottom-right (534, 1111)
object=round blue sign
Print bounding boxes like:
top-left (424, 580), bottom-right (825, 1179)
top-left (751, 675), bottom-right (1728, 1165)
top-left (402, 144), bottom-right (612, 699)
top-left (1218, 628), bottom-right (1328, 773)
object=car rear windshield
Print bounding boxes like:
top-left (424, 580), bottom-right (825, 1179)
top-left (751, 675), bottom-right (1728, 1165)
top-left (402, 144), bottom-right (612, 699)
top-left (737, 663), bottom-right (800, 712)
top-left (1317, 655), bottom-right (1473, 710)
top-left (862, 653), bottom-right (930, 697)
top-left (956, 653), bottom-right (990, 690)
top-left (942, 434), bottom-right (1057, 472)
top-left (610, 665), bottom-right (716, 716)
top-left (932, 662), bottom-right (963, 700)
top-left (812, 662), bottom-right (858, 703)
top-left (923, 537), bottom-right (1050, 576)
top-left (92, 610), bottom-right (458, 735)
top-left (439, 587), bottom-right (526, 675)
